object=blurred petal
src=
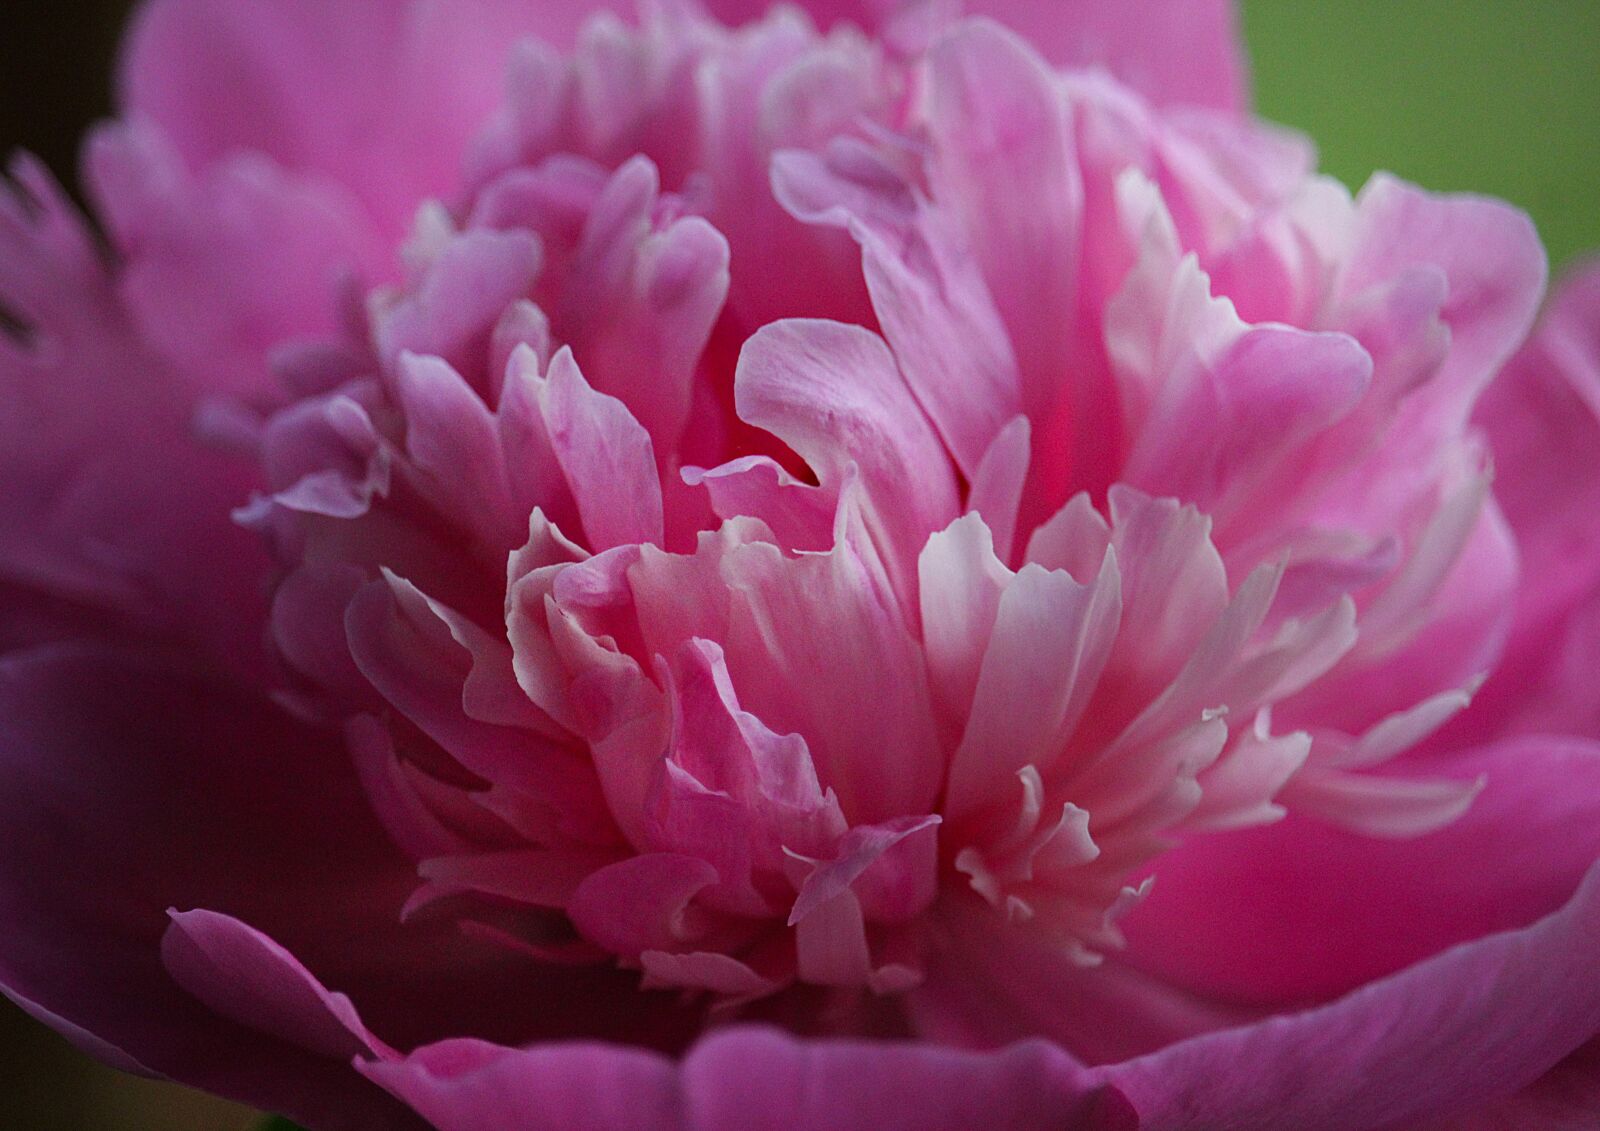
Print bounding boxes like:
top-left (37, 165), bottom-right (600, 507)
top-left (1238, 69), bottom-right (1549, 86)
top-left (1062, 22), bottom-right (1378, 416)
top-left (361, 1025), bottom-right (1136, 1131)
top-left (121, 0), bottom-right (620, 239)
top-left (1468, 259), bottom-right (1600, 741)
top-left (1107, 859), bottom-right (1600, 1131)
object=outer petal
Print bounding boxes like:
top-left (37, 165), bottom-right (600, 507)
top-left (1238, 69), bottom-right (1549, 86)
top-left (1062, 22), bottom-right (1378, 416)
top-left (360, 1038), bottom-right (682, 1131)
top-left (0, 644), bottom-right (422, 1128)
top-left (0, 157), bottom-right (268, 674)
top-left (1105, 859), bottom-right (1600, 1131)
top-left (1443, 1039), bottom-right (1600, 1131)
top-left (959, 0), bottom-right (1245, 112)
top-left (120, 0), bottom-right (619, 239)
top-left (1467, 259), bottom-right (1600, 741)
top-left (679, 1027), bottom-right (1134, 1131)
top-left (360, 1025), bottom-right (1135, 1131)
top-left (1121, 737), bottom-right (1600, 1005)
top-left (701, 0), bottom-right (1247, 111)
top-left (0, 643), bottom-right (697, 1121)
top-left (160, 909), bottom-right (394, 1064)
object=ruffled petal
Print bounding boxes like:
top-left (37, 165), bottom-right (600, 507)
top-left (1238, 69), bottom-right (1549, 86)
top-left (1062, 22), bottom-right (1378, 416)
top-left (702, 0), bottom-right (1246, 111)
top-left (734, 319), bottom-right (960, 616)
top-left (86, 121), bottom-right (382, 399)
top-left (0, 157), bottom-right (269, 672)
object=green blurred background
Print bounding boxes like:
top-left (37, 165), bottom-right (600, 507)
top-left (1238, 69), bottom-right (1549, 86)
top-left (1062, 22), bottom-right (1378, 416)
top-left (0, 2), bottom-right (1595, 1128)
top-left (1245, 0), bottom-right (1599, 271)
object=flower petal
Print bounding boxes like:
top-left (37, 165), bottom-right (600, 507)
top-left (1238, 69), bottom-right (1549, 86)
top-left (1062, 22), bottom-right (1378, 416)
top-left (1123, 736), bottom-right (1600, 1004)
top-left (1107, 858), bottom-right (1600, 1130)
top-left (734, 319), bottom-right (960, 618)
top-left (360, 1025), bottom-right (1135, 1131)
top-left (0, 644), bottom-right (424, 1127)
top-left (121, 0), bottom-right (617, 239)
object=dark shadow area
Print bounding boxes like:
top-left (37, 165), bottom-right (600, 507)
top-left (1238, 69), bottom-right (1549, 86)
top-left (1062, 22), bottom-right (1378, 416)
top-left (0, 0), bottom-right (130, 196)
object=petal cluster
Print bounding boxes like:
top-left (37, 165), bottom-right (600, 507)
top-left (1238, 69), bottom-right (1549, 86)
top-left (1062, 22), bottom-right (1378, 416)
top-left (1, 2), bottom-right (1598, 1130)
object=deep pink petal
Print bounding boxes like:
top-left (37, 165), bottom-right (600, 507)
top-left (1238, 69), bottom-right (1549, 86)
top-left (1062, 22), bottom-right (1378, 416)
top-left (0, 644), bottom-right (425, 1128)
top-left (361, 1025), bottom-right (1135, 1131)
top-left (1106, 859), bottom-right (1600, 1130)
top-left (1122, 736), bottom-right (1600, 1004)
top-left (161, 909), bottom-right (393, 1062)
top-left (0, 644), bottom-right (701, 1113)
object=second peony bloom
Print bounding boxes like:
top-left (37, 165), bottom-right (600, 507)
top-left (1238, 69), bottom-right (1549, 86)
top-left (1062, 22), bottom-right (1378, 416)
top-left (2, 2), bottom-right (1597, 1129)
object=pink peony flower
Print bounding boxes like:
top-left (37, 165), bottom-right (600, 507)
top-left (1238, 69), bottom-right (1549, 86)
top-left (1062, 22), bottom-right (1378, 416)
top-left (2, 2), bottom-right (1597, 1128)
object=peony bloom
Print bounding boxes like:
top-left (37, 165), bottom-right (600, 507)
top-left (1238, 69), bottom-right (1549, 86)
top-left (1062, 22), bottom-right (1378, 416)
top-left (2, 1), bottom-right (1598, 1128)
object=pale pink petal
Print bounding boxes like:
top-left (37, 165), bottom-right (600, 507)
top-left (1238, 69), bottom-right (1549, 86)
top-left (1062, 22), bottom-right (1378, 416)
top-left (1340, 174), bottom-right (1546, 409)
top-left (734, 318), bottom-right (960, 615)
top-left (375, 228), bottom-right (542, 381)
top-left (966, 415), bottom-right (1032, 564)
top-left (925, 20), bottom-right (1092, 515)
top-left (946, 554), bottom-right (1121, 823)
top-left (721, 498), bottom-right (944, 822)
top-left (539, 347), bottom-right (665, 550)
top-left (918, 514), bottom-right (1012, 731)
top-left (771, 142), bottom-right (1022, 480)
top-left (394, 352), bottom-right (522, 550)
top-left (553, 157), bottom-right (730, 453)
